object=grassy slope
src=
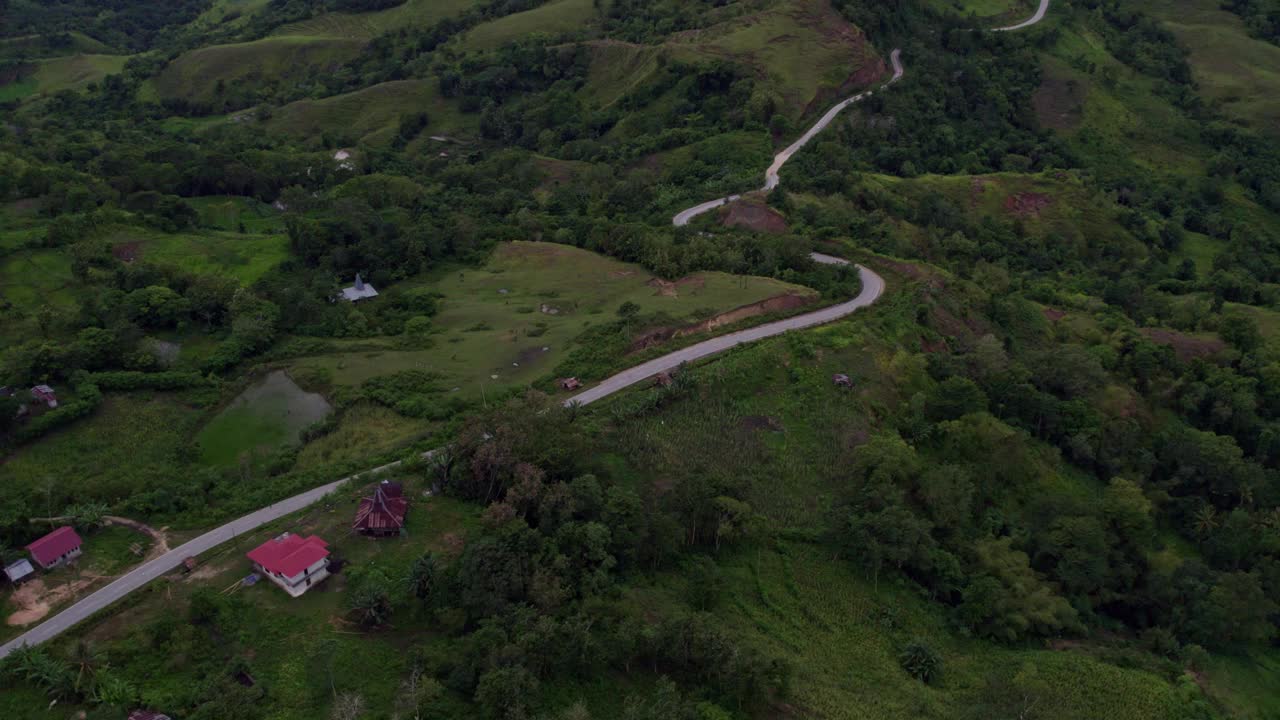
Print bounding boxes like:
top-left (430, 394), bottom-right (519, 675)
top-left (289, 240), bottom-right (813, 395)
top-left (460, 0), bottom-right (598, 50)
top-left (0, 53), bottom-right (126, 102)
top-left (265, 79), bottom-right (474, 143)
top-left (154, 35), bottom-right (365, 105)
top-left (1134, 0), bottom-right (1280, 134)
top-left (274, 0), bottom-right (481, 40)
top-left (576, 260), bottom-right (1195, 719)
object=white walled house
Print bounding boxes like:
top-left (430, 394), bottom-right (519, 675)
top-left (245, 533), bottom-right (331, 597)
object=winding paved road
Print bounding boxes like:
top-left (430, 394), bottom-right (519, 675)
top-left (993, 0), bottom-right (1051, 31)
top-left (0, 0), bottom-right (1051, 660)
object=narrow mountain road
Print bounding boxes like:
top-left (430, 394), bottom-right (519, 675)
top-left (672, 49), bottom-right (904, 227)
top-left (993, 0), bottom-right (1051, 31)
top-left (0, 1), bottom-right (1051, 659)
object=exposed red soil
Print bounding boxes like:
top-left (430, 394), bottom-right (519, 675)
top-left (1140, 328), bottom-right (1226, 362)
top-left (628, 292), bottom-right (817, 352)
top-left (867, 257), bottom-right (945, 289)
top-left (647, 274), bottom-right (707, 297)
top-left (1004, 191), bottom-right (1053, 218)
top-left (969, 177), bottom-right (991, 207)
top-left (721, 198), bottom-right (789, 234)
top-left (675, 292), bottom-right (814, 337)
top-left (112, 241), bottom-right (142, 262)
top-left (1043, 307), bottom-right (1066, 322)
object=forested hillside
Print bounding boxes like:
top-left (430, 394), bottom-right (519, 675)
top-left (1, 0), bottom-right (1278, 718)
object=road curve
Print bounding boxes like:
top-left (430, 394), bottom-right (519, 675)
top-left (564, 260), bottom-right (884, 407)
top-left (674, 48), bottom-right (904, 228)
top-left (1, 6), bottom-right (1049, 658)
top-left (993, 0), bottom-right (1051, 31)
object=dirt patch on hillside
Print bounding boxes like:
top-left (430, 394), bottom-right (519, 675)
top-left (1033, 76), bottom-right (1086, 131)
top-left (628, 292), bottom-right (816, 352)
top-left (721, 198), bottom-right (789, 234)
top-left (7, 576), bottom-right (99, 626)
top-left (1140, 328), bottom-right (1226, 362)
top-left (112, 241), bottom-right (142, 262)
top-left (676, 293), bottom-right (815, 337)
top-left (1004, 192), bottom-right (1053, 218)
top-left (1043, 307), bottom-right (1066, 322)
top-left (648, 275), bottom-right (705, 298)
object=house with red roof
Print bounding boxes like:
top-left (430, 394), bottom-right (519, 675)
top-left (353, 480), bottom-right (408, 537)
top-left (246, 533), bottom-right (331, 597)
top-left (26, 526), bottom-right (82, 570)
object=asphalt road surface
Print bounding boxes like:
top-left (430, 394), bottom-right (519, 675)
top-left (994, 0), bottom-right (1051, 31)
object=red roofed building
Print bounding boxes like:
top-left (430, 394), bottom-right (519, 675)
top-left (246, 533), bottom-right (330, 597)
top-left (354, 481), bottom-right (408, 537)
top-left (26, 526), bottom-right (82, 570)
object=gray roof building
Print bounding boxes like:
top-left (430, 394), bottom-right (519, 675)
top-left (341, 274), bottom-right (379, 302)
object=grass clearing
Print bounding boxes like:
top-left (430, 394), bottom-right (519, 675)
top-left (291, 241), bottom-right (812, 396)
top-left (926, 0), bottom-right (1031, 18)
top-left (0, 391), bottom-right (202, 513)
top-left (106, 226), bottom-right (290, 284)
top-left (187, 195), bottom-right (286, 233)
top-left (30, 54), bottom-right (128, 96)
top-left (296, 403), bottom-right (427, 470)
top-left (197, 370), bottom-right (333, 467)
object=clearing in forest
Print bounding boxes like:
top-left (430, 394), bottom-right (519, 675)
top-left (197, 370), bottom-right (333, 467)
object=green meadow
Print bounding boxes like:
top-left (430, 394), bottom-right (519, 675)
top-left (289, 240), bottom-right (814, 396)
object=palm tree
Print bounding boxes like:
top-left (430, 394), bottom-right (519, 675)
top-left (1192, 505), bottom-right (1219, 539)
top-left (69, 638), bottom-right (104, 694)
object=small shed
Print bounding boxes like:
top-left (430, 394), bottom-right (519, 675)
top-left (341, 274), bottom-right (379, 302)
top-left (3, 558), bottom-right (34, 584)
top-left (354, 481), bottom-right (408, 537)
top-left (30, 384), bottom-right (57, 408)
top-left (26, 526), bottom-right (83, 570)
top-left (558, 377), bottom-right (582, 391)
top-left (832, 373), bottom-right (853, 388)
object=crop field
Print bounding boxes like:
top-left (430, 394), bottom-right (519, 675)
top-left (461, 0), bottom-right (597, 50)
top-left (265, 79), bottom-right (473, 144)
top-left (197, 370), bottom-right (333, 466)
top-left (106, 227), bottom-right (290, 285)
top-left (289, 241), bottom-right (813, 396)
top-left (1135, 0), bottom-right (1280, 134)
top-left (154, 36), bottom-right (365, 106)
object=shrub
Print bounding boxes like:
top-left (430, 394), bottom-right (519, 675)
top-left (898, 639), bottom-right (943, 684)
